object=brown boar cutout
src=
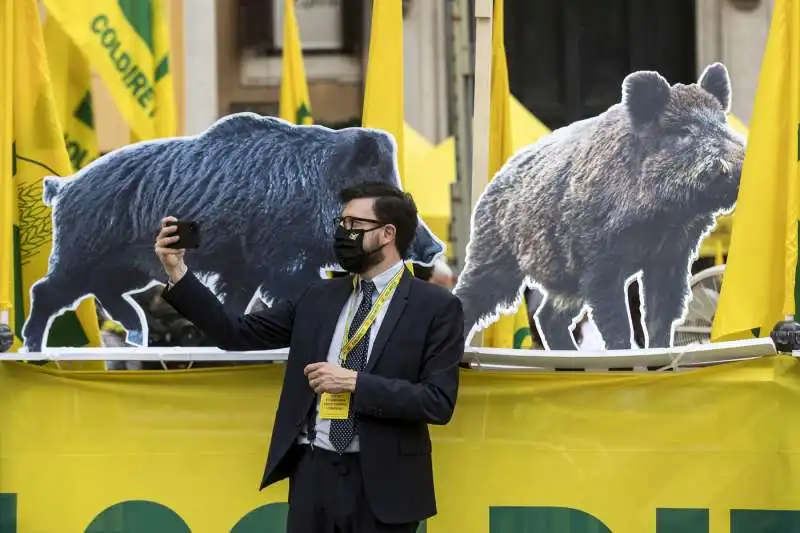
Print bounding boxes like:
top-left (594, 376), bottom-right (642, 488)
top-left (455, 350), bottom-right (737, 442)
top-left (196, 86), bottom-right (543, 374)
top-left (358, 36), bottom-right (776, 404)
top-left (455, 63), bottom-right (746, 350)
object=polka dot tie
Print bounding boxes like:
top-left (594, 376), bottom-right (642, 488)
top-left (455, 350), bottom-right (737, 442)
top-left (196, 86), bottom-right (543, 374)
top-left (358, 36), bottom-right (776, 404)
top-left (330, 280), bottom-right (376, 453)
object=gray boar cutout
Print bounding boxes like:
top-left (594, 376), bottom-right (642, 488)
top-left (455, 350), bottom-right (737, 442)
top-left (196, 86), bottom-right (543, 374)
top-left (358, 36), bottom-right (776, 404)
top-left (21, 113), bottom-right (445, 351)
top-left (455, 63), bottom-right (747, 350)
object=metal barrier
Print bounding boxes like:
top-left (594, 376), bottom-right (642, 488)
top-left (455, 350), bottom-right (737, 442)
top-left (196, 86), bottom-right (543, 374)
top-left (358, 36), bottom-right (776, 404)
top-left (0, 337), bottom-right (778, 371)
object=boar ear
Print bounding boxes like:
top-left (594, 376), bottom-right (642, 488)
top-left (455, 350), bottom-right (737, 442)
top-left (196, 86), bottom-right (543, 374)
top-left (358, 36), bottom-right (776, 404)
top-left (698, 62), bottom-right (731, 112)
top-left (332, 129), bottom-right (394, 177)
top-left (350, 130), bottom-right (394, 168)
top-left (622, 70), bottom-right (670, 125)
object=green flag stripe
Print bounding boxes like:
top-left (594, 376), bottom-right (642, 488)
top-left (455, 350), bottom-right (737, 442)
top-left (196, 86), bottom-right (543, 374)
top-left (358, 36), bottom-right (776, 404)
top-left (12, 225), bottom-right (23, 341)
top-left (48, 311), bottom-right (90, 347)
top-left (11, 143), bottom-right (21, 341)
top-left (0, 493), bottom-right (17, 533)
top-left (295, 103), bottom-right (311, 124)
top-left (795, 221), bottom-right (800, 322)
top-left (118, 0), bottom-right (155, 53)
top-left (513, 327), bottom-right (531, 349)
top-left (74, 91), bottom-right (95, 128)
top-left (154, 56), bottom-right (169, 83)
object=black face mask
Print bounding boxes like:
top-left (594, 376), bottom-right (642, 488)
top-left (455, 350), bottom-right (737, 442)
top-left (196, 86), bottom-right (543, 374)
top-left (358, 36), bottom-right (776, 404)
top-left (333, 225), bottom-right (387, 274)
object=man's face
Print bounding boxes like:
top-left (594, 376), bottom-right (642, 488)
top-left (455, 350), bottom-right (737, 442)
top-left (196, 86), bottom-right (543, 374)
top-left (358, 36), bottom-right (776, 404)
top-left (339, 198), bottom-right (396, 266)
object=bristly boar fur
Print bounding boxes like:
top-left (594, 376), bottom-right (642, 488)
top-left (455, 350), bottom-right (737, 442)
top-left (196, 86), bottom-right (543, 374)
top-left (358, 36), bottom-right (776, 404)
top-left (455, 63), bottom-right (746, 350)
top-left (22, 113), bottom-right (444, 351)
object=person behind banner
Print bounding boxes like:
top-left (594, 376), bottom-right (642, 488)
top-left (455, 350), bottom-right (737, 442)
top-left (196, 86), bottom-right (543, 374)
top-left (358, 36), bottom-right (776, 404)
top-left (155, 181), bottom-right (464, 533)
top-left (0, 323), bottom-right (13, 353)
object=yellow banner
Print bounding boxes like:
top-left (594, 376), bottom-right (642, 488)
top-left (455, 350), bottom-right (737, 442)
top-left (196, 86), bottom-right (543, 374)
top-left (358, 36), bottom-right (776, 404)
top-left (2, 357), bottom-right (800, 532)
top-left (42, 0), bottom-right (176, 140)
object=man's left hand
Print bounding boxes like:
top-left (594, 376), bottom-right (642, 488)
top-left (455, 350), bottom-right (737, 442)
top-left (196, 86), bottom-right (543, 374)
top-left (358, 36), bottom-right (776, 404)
top-left (304, 362), bottom-right (357, 394)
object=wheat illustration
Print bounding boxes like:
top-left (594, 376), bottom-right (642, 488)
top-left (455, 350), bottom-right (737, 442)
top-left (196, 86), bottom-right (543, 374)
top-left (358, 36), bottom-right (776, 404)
top-left (17, 179), bottom-right (53, 266)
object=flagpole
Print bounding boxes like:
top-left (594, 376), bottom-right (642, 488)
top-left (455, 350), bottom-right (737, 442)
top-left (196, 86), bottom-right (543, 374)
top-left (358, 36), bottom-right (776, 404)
top-left (470, 0), bottom-right (492, 209)
top-left (0, 0), bottom-right (13, 329)
top-left (468, 0), bottom-right (493, 346)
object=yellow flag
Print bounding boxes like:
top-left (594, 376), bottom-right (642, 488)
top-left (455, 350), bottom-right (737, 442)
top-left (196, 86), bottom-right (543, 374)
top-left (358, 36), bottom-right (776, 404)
top-left (481, 0), bottom-right (532, 349)
top-left (510, 95), bottom-right (550, 152)
top-left (279, 0), bottom-right (312, 125)
top-left (711, 0), bottom-right (800, 342)
top-left (362, 0), bottom-right (405, 183)
top-left (728, 113), bottom-right (749, 137)
top-left (1, 0), bottom-right (14, 328)
top-left (11, 0), bottom-right (101, 352)
top-left (43, 0), bottom-right (176, 141)
top-left (44, 17), bottom-right (99, 172)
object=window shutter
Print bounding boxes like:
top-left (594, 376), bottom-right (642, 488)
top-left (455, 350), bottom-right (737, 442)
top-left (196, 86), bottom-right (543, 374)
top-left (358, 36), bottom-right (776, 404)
top-left (237, 0), bottom-right (275, 54)
top-left (341, 0), bottom-right (364, 55)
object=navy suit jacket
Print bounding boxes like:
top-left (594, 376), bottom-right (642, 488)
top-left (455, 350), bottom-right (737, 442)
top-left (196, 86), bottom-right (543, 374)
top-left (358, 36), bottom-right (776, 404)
top-left (162, 268), bottom-right (465, 524)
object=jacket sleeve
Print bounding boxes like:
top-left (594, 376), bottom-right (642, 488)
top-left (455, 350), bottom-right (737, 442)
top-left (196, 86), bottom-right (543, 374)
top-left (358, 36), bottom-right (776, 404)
top-left (353, 296), bottom-right (465, 424)
top-left (161, 271), bottom-right (304, 351)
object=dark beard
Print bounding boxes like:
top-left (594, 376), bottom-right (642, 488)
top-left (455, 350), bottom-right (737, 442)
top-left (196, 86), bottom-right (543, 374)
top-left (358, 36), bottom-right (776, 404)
top-left (358, 245), bottom-right (385, 274)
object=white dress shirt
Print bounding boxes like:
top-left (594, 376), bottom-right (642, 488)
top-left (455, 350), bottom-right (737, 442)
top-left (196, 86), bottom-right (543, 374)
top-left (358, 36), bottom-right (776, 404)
top-left (298, 260), bottom-right (405, 452)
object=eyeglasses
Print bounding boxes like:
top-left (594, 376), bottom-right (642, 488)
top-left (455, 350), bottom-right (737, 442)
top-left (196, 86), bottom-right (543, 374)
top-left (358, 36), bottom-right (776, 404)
top-left (334, 216), bottom-right (384, 230)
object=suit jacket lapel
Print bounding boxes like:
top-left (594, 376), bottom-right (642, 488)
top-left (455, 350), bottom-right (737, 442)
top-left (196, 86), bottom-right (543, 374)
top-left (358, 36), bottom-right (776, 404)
top-left (365, 269), bottom-right (411, 373)
top-left (314, 276), bottom-right (354, 363)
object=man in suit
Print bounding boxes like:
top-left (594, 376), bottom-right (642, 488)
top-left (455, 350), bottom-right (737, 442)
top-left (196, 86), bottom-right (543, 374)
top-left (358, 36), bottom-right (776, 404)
top-left (155, 181), bottom-right (465, 533)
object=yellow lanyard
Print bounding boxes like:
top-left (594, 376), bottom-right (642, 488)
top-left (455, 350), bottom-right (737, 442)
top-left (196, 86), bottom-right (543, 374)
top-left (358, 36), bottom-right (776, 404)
top-left (340, 268), bottom-right (404, 363)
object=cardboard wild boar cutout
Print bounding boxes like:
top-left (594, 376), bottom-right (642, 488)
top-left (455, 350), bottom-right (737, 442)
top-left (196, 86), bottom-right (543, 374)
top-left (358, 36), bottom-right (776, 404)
top-left (21, 113), bottom-right (445, 351)
top-left (455, 63), bottom-right (746, 350)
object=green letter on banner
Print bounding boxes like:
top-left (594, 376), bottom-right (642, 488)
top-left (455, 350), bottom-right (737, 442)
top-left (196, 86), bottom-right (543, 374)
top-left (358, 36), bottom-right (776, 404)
top-left (230, 503), bottom-right (288, 532)
top-left (228, 502), bottom-right (427, 533)
top-left (731, 510), bottom-right (800, 533)
top-left (489, 507), bottom-right (612, 533)
top-left (85, 500), bottom-right (190, 533)
top-left (656, 508), bottom-right (709, 533)
top-left (0, 494), bottom-right (16, 533)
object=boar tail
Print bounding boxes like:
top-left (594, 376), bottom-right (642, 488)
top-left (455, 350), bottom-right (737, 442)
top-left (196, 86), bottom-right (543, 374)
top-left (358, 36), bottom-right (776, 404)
top-left (42, 176), bottom-right (65, 207)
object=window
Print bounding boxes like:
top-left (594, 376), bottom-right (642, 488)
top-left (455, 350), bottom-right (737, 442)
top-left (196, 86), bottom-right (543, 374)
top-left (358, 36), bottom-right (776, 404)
top-left (505, 0), bottom-right (696, 129)
top-left (274, 0), bottom-right (342, 51)
top-left (237, 0), bottom-right (363, 56)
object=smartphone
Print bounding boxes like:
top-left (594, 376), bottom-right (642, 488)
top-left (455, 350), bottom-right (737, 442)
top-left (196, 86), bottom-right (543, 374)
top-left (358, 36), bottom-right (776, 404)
top-left (165, 220), bottom-right (201, 249)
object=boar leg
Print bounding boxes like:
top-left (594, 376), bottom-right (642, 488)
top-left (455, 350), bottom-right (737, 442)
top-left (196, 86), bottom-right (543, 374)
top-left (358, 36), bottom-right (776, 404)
top-left (641, 264), bottom-right (691, 348)
top-left (268, 266), bottom-right (327, 304)
top-left (85, 268), bottom-right (153, 346)
top-left (583, 272), bottom-right (634, 350)
top-left (218, 266), bottom-right (322, 315)
top-left (454, 247), bottom-right (525, 341)
top-left (534, 297), bottom-right (581, 350)
top-left (213, 275), bottom-right (262, 316)
top-left (95, 290), bottom-right (147, 346)
top-left (22, 271), bottom-right (89, 352)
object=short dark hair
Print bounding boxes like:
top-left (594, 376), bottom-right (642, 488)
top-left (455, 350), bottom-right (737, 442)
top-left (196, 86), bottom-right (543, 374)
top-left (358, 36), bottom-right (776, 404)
top-left (340, 181), bottom-right (418, 258)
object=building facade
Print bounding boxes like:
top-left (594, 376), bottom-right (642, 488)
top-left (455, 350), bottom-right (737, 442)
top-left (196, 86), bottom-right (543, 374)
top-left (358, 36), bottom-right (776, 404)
top-left (95, 0), bottom-right (771, 150)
